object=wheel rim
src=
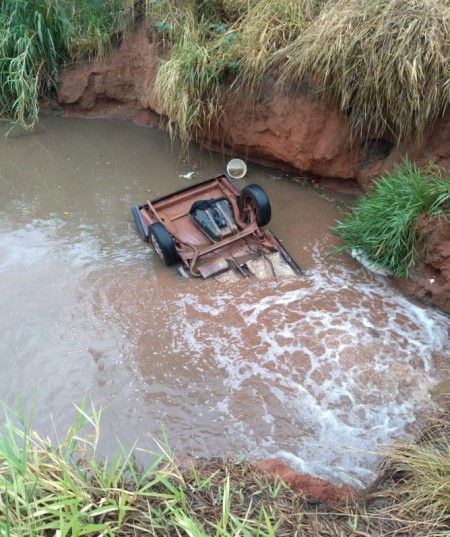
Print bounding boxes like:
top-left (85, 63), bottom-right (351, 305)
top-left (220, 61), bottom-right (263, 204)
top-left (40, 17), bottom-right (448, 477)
top-left (151, 234), bottom-right (164, 260)
top-left (241, 193), bottom-right (256, 223)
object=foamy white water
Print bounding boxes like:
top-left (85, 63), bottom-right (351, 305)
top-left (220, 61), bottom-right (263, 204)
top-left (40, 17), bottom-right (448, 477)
top-left (100, 240), bottom-right (449, 488)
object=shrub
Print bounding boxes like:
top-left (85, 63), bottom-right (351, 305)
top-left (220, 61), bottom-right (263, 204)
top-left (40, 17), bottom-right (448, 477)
top-left (333, 160), bottom-right (450, 278)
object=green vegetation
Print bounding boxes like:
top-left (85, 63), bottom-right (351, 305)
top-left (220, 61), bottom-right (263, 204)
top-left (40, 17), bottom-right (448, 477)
top-left (0, 0), bottom-right (135, 128)
top-left (2, 402), bottom-right (450, 536)
top-left (0, 402), bottom-right (341, 536)
top-left (333, 160), bottom-right (450, 278)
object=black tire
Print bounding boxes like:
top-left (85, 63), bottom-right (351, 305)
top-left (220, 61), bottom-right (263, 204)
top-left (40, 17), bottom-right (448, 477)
top-left (149, 222), bottom-right (179, 266)
top-left (131, 205), bottom-right (149, 242)
top-left (239, 184), bottom-right (271, 227)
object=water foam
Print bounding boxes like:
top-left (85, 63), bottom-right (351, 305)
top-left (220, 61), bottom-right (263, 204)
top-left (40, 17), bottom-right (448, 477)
top-left (141, 246), bottom-right (449, 486)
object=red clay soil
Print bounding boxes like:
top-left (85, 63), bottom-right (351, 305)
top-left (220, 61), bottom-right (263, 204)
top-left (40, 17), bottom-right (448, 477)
top-left (56, 22), bottom-right (450, 312)
top-left (57, 22), bottom-right (450, 185)
top-left (253, 458), bottom-right (355, 505)
top-left (396, 214), bottom-right (450, 313)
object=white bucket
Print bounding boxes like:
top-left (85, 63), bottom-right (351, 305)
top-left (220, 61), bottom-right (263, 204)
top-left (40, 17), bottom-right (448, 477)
top-left (226, 158), bottom-right (247, 179)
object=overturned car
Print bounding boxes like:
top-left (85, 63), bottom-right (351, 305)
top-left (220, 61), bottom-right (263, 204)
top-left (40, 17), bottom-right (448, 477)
top-left (132, 174), bottom-right (302, 280)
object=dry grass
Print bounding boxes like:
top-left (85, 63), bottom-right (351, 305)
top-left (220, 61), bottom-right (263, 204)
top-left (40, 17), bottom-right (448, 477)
top-left (364, 415), bottom-right (450, 536)
top-left (152, 0), bottom-right (450, 147)
top-left (277, 0), bottom-right (450, 142)
top-left (152, 0), bottom-right (327, 146)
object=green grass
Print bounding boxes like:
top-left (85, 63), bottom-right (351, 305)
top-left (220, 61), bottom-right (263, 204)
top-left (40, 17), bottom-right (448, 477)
top-left (0, 0), bottom-right (136, 129)
top-left (333, 160), bottom-right (450, 278)
top-left (0, 401), bottom-right (339, 536)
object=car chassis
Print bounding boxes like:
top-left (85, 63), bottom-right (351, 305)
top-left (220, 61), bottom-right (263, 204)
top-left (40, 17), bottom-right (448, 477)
top-left (132, 174), bottom-right (302, 280)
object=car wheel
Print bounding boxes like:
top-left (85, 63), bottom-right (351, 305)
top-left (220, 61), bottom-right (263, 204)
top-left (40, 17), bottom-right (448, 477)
top-left (149, 222), bottom-right (179, 266)
top-left (239, 184), bottom-right (272, 227)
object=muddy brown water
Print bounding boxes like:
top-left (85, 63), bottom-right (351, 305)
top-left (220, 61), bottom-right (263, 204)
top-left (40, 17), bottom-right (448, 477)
top-left (1, 116), bottom-right (449, 487)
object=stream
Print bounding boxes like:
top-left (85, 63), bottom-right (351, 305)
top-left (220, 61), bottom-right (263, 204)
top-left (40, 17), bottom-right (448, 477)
top-left (0, 116), bottom-right (448, 488)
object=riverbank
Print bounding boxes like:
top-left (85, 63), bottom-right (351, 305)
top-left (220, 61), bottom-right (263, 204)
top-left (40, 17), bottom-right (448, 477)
top-left (56, 19), bottom-right (450, 188)
top-left (1, 403), bottom-right (450, 536)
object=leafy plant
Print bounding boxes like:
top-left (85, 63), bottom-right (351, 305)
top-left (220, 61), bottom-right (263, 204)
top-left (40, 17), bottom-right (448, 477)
top-left (333, 160), bottom-right (450, 278)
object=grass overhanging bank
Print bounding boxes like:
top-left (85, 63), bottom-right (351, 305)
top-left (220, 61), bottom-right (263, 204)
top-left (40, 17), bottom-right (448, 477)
top-left (0, 0), bottom-right (448, 146)
top-left (1, 403), bottom-right (450, 536)
top-left (151, 0), bottom-right (450, 146)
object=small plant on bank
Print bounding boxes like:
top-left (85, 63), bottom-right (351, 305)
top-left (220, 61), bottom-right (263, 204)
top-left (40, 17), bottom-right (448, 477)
top-left (333, 160), bottom-right (450, 278)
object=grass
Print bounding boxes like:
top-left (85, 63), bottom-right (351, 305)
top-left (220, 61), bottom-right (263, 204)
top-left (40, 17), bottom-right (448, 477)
top-left (0, 0), bottom-right (136, 129)
top-left (0, 401), bottom-right (348, 536)
top-left (2, 0), bottom-right (448, 146)
top-left (333, 160), bottom-right (450, 278)
top-left (151, 0), bottom-right (326, 146)
top-left (364, 415), bottom-right (450, 536)
top-left (151, 0), bottom-right (450, 147)
top-left (2, 401), bottom-right (450, 536)
top-left (278, 0), bottom-right (450, 142)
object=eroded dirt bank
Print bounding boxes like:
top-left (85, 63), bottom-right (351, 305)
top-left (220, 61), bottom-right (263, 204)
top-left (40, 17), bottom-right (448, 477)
top-left (57, 23), bottom-right (450, 185)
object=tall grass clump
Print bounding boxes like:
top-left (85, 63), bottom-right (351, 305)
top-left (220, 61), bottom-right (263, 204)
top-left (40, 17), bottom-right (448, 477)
top-left (0, 401), bottom-right (353, 536)
top-left (0, 0), bottom-right (68, 127)
top-left (151, 0), bottom-right (326, 146)
top-left (333, 160), bottom-right (450, 278)
top-left (0, 0), bottom-right (136, 129)
top-left (61, 0), bottom-right (136, 61)
top-left (278, 0), bottom-right (450, 142)
top-left (365, 415), bottom-right (450, 536)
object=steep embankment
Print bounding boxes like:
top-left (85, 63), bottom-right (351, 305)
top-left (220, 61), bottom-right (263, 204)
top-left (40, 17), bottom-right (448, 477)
top-left (57, 22), bottom-right (450, 312)
top-left (58, 23), bottom-right (450, 185)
